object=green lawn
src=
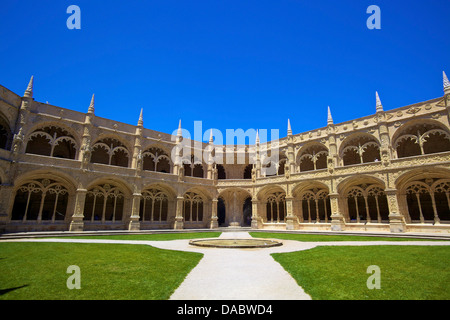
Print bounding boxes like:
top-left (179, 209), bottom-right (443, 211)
top-left (250, 232), bottom-right (445, 242)
top-left (271, 245), bottom-right (450, 300)
top-left (0, 242), bottom-right (203, 300)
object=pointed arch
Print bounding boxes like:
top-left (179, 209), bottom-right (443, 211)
top-left (339, 133), bottom-right (381, 166)
top-left (25, 125), bottom-right (78, 159)
top-left (392, 120), bottom-right (450, 158)
top-left (91, 137), bottom-right (130, 167)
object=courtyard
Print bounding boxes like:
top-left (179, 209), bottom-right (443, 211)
top-left (0, 230), bottom-right (449, 300)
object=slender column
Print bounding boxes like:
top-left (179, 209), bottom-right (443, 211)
top-left (323, 198), bottom-right (328, 223)
top-left (375, 196), bottom-right (381, 223)
top-left (430, 192), bottom-right (440, 225)
top-left (307, 199), bottom-right (312, 223)
top-left (276, 201), bottom-right (280, 223)
top-left (37, 192), bottom-right (47, 223)
top-left (415, 193), bottom-right (425, 223)
top-left (315, 199), bottom-right (320, 223)
top-left (364, 196), bottom-right (371, 223)
top-left (101, 196), bottom-right (107, 223)
top-left (69, 189), bottom-right (87, 232)
top-left (151, 199), bottom-right (155, 222)
top-left (174, 196), bottom-right (185, 229)
top-left (90, 195), bottom-right (97, 223)
top-left (22, 192), bottom-right (32, 222)
top-left (51, 193), bottom-right (59, 223)
top-left (354, 197), bottom-right (360, 223)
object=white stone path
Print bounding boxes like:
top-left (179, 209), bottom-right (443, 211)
top-left (2, 232), bottom-right (450, 300)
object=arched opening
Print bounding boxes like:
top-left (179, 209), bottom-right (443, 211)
top-left (26, 126), bottom-right (77, 159)
top-left (341, 135), bottom-right (380, 166)
top-left (11, 179), bottom-right (69, 222)
top-left (405, 179), bottom-right (450, 223)
top-left (265, 192), bottom-right (286, 223)
top-left (297, 188), bottom-right (331, 223)
top-left (143, 147), bottom-right (171, 173)
top-left (345, 184), bottom-right (389, 223)
top-left (91, 138), bottom-right (129, 167)
top-left (217, 164), bottom-right (226, 179)
top-left (297, 144), bottom-right (328, 172)
top-left (243, 197), bottom-right (252, 226)
top-left (192, 164), bottom-right (204, 178)
top-left (0, 116), bottom-right (11, 150)
top-left (394, 123), bottom-right (450, 158)
top-left (243, 164), bottom-right (252, 179)
top-left (183, 192), bottom-right (204, 222)
top-left (218, 197), bottom-right (226, 226)
top-left (139, 188), bottom-right (169, 222)
top-left (83, 183), bottom-right (125, 222)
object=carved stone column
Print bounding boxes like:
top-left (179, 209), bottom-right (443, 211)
top-left (285, 196), bottom-right (297, 230)
top-left (329, 193), bottom-right (345, 231)
top-left (251, 198), bottom-right (262, 229)
top-left (0, 184), bottom-right (13, 232)
top-left (128, 193), bottom-right (141, 231)
top-left (69, 189), bottom-right (87, 232)
top-left (210, 198), bottom-right (219, 229)
top-left (386, 189), bottom-right (405, 233)
top-left (174, 196), bottom-right (185, 230)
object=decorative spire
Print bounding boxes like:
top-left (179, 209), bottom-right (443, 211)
top-left (287, 119), bottom-right (292, 136)
top-left (255, 129), bottom-right (260, 145)
top-left (177, 119), bottom-right (182, 137)
top-left (444, 71), bottom-right (450, 94)
top-left (209, 129), bottom-right (214, 144)
top-left (24, 75), bottom-right (34, 98)
top-left (327, 106), bottom-right (333, 125)
top-left (88, 94), bottom-right (95, 114)
top-left (376, 91), bottom-right (383, 112)
top-left (137, 108), bottom-right (144, 127)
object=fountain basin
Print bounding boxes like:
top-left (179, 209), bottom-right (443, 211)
top-left (189, 238), bottom-right (283, 249)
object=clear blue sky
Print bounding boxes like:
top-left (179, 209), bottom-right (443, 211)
top-left (1, 0), bottom-right (449, 142)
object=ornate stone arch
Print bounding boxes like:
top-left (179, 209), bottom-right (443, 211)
top-left (392, 119), bottom-right (450, 158)
top-left (91, 136), bottom-right (130, 167)
top-left (25, 125), bottom-right (79, 159)
top-left (142, 146), bottom-right (172, 173)
top-left (339, 133), bottom-right (381, 166)
top-left (10, 170), bottom-right (76, 222)
top-left (296, 142), bottom-right (329, 172)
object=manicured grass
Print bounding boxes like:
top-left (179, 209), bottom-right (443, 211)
top-left (272, 245), bottom-right (450, 300)
top-left (0, 242), bottom-right (203, 300)
top-left (54, 232), bottom-right (222, 241)
top-left (250, 232), bottom-right (445, 242)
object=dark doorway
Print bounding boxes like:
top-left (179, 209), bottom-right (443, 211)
top-left (218, 197), bottom-right (226, 226)
top-left (243, 197), bottom-right (252, 226)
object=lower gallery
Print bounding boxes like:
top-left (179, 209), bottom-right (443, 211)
top-left (1, 73), bottom-right (450, 234)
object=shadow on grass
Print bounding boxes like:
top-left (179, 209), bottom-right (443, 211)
top-left (0, 285), bottom-right (28, 296)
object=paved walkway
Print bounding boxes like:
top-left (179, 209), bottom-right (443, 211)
top-left (3, 232), bottom-right (450, 300)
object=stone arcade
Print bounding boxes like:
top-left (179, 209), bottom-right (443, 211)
top-left (0, 73), bottom-right (450, 234)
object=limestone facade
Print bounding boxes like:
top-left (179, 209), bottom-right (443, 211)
top-left (1, 73), bottom-right (450, 234)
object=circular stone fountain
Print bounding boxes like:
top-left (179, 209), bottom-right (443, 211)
top-left (189, 238), bottom-right (283, 249)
